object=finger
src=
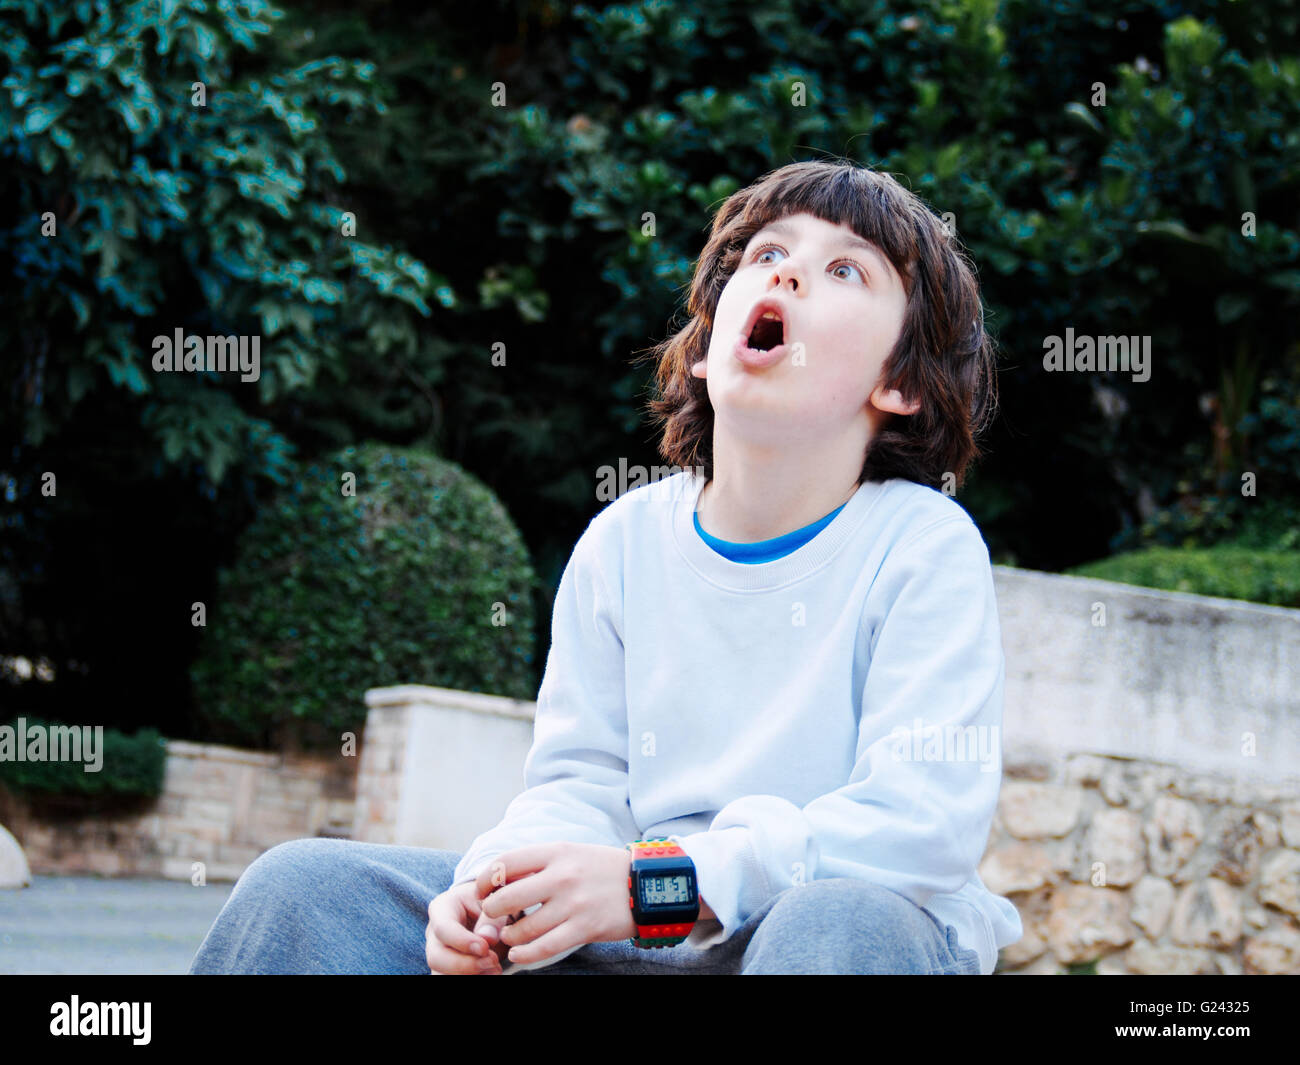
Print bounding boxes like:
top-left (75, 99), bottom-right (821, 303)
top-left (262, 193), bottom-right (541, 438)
top-left (432, 891), bottom-right (495, 955)
top-left (479, 874), bottom-right (551, 920)
top-left (426, 936), bottom-right (500, 975)
top-left (473, 847), bottom-right (558, 898)
top-left (499, 901), bottom-right (565, 949)
top-left (426, 909), bottom-right (499, 973)
top-left (472, 910), bottom-right (530, 967)
top-left (502, 919), bottom-right (581, 967)
top-left (434, 914), bottom-right (490, 957)
top-left (448, 892), bottom-right (497, 953)
top-left (473, 911), bottom-right (514, 944)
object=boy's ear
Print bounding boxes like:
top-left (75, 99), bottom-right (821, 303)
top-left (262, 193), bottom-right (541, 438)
top-left (870, 383), bottom-right (920, 417)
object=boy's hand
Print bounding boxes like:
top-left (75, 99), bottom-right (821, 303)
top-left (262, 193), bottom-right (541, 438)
top-left (474, 843), bottom-right (638, 966)
top-left (425, 879), bottom-right (520, 975)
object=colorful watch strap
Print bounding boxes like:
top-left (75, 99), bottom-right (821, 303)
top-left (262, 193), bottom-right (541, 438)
top-left (626, 838), bottom-right (697, 948)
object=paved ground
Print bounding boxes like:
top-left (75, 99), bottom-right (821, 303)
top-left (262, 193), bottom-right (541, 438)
top-left (0, 875), bottom-right (235, 975)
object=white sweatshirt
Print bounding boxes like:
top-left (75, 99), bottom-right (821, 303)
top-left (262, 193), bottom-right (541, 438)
top-left (452, 469), bottom-right (1023, 974)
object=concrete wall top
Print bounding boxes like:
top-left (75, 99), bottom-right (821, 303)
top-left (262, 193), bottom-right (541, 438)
top-left (365, 684), bottom-right (536, 722)
top-left (992, 566), bottom-right (1300, 786)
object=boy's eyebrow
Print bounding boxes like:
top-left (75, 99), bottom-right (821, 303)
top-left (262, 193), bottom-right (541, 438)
top-left (750, 218), bottom-right (892, 278)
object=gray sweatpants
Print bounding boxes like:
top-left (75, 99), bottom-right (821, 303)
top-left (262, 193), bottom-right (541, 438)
top-left (187, 837), bottom-right (982, 975)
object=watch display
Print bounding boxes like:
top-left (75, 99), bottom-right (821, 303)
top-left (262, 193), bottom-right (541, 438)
top-left (639, 873), bottom-right (694, 907)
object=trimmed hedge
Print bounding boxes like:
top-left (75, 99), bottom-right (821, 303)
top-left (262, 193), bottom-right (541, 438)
top-left (189, 442), bottom-right (539, 751)
top-left (0, 716), bottom-right (166, 797)
top-left (1066, 546), bottom-right (1300, 609)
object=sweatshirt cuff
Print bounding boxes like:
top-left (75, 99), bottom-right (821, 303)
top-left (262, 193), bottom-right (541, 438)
top-left (668, 826), bottom-right (770, 949)
top-left (451, 852), bottom-right (502, 891)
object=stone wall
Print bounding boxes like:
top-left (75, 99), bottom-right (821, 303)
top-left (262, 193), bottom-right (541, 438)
top-left (983, 567), bottom-right (1300, 974)
top-left (984, 757), bottom-right (1300, 974)
top-left (2, 739), bottom-right (356, 881)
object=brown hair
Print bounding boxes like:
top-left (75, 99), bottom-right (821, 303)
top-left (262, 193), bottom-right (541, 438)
top-left (636, 159), bottom-right (998, 492)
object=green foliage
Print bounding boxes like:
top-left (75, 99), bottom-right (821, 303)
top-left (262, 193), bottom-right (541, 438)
top-left (1, 0), bottom-right (451, 484)
top-left (0, 717), bottom-right (166, 797)
top-left (1067, 545), bottom-right (1300, 609)
top-left (1116, 370), bottom-right (1300, 553)
top-left (6, 0), bottom-right (1300, 740)
top-left (189, 442), bottom-right (539, 751)
top-left (353, 0), bottom-right (1300, 573)
top-left (1, 0), bottom-right (463, 726)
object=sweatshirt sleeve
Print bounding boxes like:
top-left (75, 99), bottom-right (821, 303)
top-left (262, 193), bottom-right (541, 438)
top-left (451, 520), bottom-right (640, 892)
top-left (668, 516), bottom-right (1005, 949)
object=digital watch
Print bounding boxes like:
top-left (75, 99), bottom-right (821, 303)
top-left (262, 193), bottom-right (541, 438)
top-left (625, 837), bottom-right (699, 948)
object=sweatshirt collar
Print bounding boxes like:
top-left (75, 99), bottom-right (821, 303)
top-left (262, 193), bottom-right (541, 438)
top-left (671, 469), bottom-right (890, 591)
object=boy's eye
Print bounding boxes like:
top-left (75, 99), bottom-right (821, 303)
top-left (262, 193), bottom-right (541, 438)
top-left (750, 241), bottom-right (867, 283)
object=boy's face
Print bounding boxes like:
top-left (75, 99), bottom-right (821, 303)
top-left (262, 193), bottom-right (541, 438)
top-left (691, 211), bottom-right (917, 450)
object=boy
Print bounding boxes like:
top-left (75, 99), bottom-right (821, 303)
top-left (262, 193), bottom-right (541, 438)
top-left (188, 159), bottom-right (1023, 975)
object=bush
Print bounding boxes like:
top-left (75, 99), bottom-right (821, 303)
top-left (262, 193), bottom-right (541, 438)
top-left (0, 716), bottom-right (166, 798)
top-left (189, 442), bottom-right (539, 751)
top-left (1, 0), bottom-right (447, 738)
top-left (1113, 371), bottom-right (1300, 553)
top-left (1066, 546), bottom-right (1300, 609)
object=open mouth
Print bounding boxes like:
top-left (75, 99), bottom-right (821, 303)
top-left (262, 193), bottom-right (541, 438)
top-left (740, 298), bottom-right (791, 351)
top-left (746, 311), bottom-right (785, 351)
top-left (733, 298), bottom-right (794, 369)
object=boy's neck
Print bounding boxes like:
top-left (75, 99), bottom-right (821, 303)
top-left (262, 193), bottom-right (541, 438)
top-left (696, 453), bottom-right (863, 544)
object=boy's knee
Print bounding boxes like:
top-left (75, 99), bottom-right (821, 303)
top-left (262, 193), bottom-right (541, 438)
top-left (765, 878), bottom-right (914, 936)
top-left (254, 835), bottom-right (344, 867)
top-left (749, 879), bottom-right (939, 973)
top-left (236, 838), bottom-right (461, 900)
top-left (232, 837), bottom-right (352, 896)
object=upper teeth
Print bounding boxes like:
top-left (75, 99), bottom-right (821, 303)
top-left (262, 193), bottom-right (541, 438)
top-left (761, 311), bottom-right (778, 319)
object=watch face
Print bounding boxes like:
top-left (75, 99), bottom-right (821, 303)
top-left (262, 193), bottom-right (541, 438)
top-left (638, 872), bottom-right (695, 908)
